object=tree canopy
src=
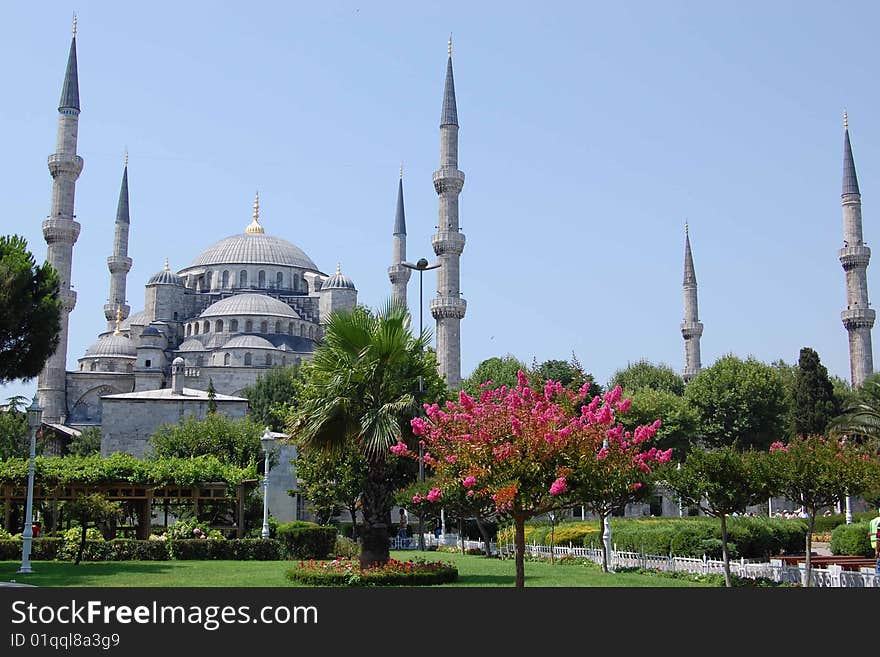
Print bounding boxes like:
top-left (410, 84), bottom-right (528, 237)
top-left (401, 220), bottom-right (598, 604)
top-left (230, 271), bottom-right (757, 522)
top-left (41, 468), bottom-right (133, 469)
top-left (791, 347), bottom-right (839, 437)
top-left (0, 235), bottom-right (62, 383)
top-left (243, 364), bottom-right (303, 432)
top-left (149, 414), bottom-right (267, 469)
top-left (463, 355), bottom-right (528, 394)
top-left (608, 359), bottom-right (685, 396)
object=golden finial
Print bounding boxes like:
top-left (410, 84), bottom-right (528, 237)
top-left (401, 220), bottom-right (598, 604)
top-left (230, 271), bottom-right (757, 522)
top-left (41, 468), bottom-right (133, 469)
top-left (124, 148), bottom-right (128, 168)
top-left (400, 161), bottom-right (403, 179)
top-left (844, 109), bottom-right (849, 131)
top-left (164, 257), bottom-right (170, 272)
top-left (72, 13), bottom-right (77, 38)
top-left (246, 191), bottom-right (265, 234)
top-left (448, 34), bottom-right (453, 57)
top-left (114, 305), bottom-right (122, 335)
top-left (336, 262), bottom-right (342, 275)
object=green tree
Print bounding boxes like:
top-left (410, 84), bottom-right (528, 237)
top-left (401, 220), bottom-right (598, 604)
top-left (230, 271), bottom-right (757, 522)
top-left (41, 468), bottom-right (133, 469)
top-left (619, 387), bottom-right (698, 455)
top-left (462, 355), bottom-right (528, 395)
top-left (608, 359), bottom-right (685, 396)
top-left (530, 354), bottom-right (602, 398)
top-left (64, 493), bottom-right (122, 565)
top-left (791, 347), bottom-right (839, 437)
top-left (289, 302), bottom-right (445, 567)
top-left (243, 364), bottom-right (302, 432)
top-left (149, 414), bottom-right (265, 468)
top-left (0, 235), bottom-right (62, 383)
top-left (685, 355), bottom-right (787, 450)
top-left (664, 446), bottom-right (769, 587)
top-left (0, 407), bottom-right (28, 459)
top-left (294, 443), bottom-right (367, 532)
top-left (67, 427), bottom-right (101, 456)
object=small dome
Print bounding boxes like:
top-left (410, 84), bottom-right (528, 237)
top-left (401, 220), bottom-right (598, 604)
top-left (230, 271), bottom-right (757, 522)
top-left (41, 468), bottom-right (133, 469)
top-left (321, 263), bottom-right (356, 290)
top-left (83, 333), bottom-right (137, 358)
top-left (200, 293), bottom-right (300, 319)
top-left (148, 260), bottom-right (184, 287)
top-left (223, 335), bottom-right (276, 350)
top-left (172, 357), bottom-right (185, 366)
top-left (177, 339), bottom-right (206, 351)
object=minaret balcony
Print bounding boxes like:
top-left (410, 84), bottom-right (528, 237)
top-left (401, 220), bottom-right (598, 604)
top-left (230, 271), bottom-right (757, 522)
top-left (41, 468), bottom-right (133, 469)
top-left (680, 321), bottom-right (703, 339)
top-left (387, 264), bottom-right (412, 285)
top-left (42, 217), bottom-right (81, 244)
top-left (431, 231), bottom-right (466, 256)
top-left (430, 296), bottom-right (467, 319)
top-left (432, 167), bottom-right (465, 194)
top-left (107, 255), bottom-right (133, 273)
top-left (59, 288), bottom-right (77, 313)
top-left (47, 153), bottom-right (84, 178)
top-left (839, 245), bottom-right (871, 270)
top-left (841, 307), bottom-right (876, 329)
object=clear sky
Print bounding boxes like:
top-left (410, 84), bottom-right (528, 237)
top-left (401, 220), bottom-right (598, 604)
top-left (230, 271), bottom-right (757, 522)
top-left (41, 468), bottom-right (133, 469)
top-left (2, 1), bottom-right (879, 404)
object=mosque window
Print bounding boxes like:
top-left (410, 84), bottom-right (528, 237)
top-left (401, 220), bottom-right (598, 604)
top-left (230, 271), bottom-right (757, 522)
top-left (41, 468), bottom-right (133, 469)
top-left (186, 324), bottom-right (191, 337)
top-left (275, 321), bottom-right (282, 334)
top-left (245, 320), bottom-right (253, 332)
top-left (222, 270), bottom-right (229, 288)
top-left (205, 271), bottom-right (212, 289)
top-left (145, 359), bottom-right (152, 368)
top-left (224, 353), bottom-right (230, 366)
top-left (173, 312), bottom-right (179, 321)
top-left (203, 321), bottom-right (210, 334)
top-left (244, 353), bottom-right (252, 366)
top-left (107, 362), bottom-right (116, 372)
top-left (260, 321), bottom-right (268, 334)
top-left (288, 322), bottom-right (294, 335)
top-left (79, 363), bottom-right (83, 371)
top-left (239, 270), bottom-right (248, 288)
top-left (276, 272), bottom-right (283, 289)
top-left (230, 319), bottom-right (238, 332)
top-left (216, 319), bottom-right (224, 333)
top-left (258, 270), bottom-right (266, 288)
top-left (282, 356), bottom-right (287, 366)
top-left (299, 324), bottom-right (305, 337)
top-left (266, 354), bottom-right (272, 366)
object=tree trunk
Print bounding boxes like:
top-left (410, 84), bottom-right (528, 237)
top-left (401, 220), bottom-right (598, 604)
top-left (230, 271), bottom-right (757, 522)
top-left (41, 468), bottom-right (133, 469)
top-left (75, 522), bottom-right (86, 566)
top-left (459, 517), bottom-right (465, 554)
top-left (347, 505), bottom-right (358, 539)
top-left (475, 517), bottom-right (492, 557)
top-left (720, 513), bottom-right (732, 588)
top-left (514, 513), bottom-right (526, 588)
top-left (804, 512), bottom-right (816, 587)
top-left (599, 513), bottom-right (608, 573)
top-left (359, 459), bottom-right (392, 568)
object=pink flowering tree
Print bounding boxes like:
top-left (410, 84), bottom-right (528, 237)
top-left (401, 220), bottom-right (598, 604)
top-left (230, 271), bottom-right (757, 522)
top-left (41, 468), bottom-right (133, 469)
top-left (400, 371), bottom-right (665, 587)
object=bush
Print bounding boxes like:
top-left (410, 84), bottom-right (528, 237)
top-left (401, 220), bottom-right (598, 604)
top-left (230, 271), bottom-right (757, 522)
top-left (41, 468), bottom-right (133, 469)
top-left (108, 539), bottom-right (170, 561)
top-left (0, 537), bottom-right (61, 560)
top-left (57, 527), bottom-right (113, 562)
top-left (830, 522), bottom-right (873, 557)
top-left (285, 557), bottom-right (458, 586)
top-left (276, 521), bottom-right (337, 560)
top-left (168, 538), bottom-right (282, 560)
top-left (166, 517), bottom-right (224, 541)
top-left (333, 535), bottom-right (360, 560)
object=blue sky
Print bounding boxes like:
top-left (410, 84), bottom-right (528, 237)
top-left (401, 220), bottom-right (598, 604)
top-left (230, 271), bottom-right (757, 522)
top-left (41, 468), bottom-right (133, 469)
top-left (2, 1), bottom-right (879, 404)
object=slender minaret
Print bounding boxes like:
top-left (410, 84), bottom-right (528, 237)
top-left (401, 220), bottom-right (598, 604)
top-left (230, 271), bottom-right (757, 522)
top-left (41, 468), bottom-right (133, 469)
top-left (104, 152), bottom-right (132, 331)
top-left (388, 164), bottom-right (411, 306)
top-left (431, 37), bottom-right (467, 390)
top-left (839, 111), bottom-right (875, 387)
top-left (681, 223), bottom-right (703, 382)
top-left (37, 18), bottom-right (84, 424)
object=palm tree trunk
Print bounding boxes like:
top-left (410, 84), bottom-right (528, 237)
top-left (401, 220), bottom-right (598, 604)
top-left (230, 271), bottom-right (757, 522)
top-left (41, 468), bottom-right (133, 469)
top-left (720, 513), bottom-right (732, 588)
top-left (359, 459), bottom-right (392, 568)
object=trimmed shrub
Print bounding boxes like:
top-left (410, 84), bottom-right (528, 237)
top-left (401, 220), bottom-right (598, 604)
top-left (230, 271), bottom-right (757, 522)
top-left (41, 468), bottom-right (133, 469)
top-left (276, 521), bottom-right (337, 560)
top-left (830, 522), bottom-right (873, 557)
top-left (0, 537), bottom-right (62, 560)
top-left (168, 538), bottom-right (282, 560)
top-left (333, 535), bottom-right (360, 560)
top-left (285, 558), bottom-right (458, 586)
top-left (109, 539), bottom-right (170, 561)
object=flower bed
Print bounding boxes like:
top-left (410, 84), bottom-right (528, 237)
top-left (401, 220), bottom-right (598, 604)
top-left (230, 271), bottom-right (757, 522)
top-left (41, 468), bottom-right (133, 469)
top-left (285, 557), bottom-right (458, 586)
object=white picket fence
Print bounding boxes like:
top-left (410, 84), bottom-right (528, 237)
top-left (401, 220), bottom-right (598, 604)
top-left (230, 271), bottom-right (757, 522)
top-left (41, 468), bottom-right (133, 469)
top-left (390, 533), bottom-right (879, 588)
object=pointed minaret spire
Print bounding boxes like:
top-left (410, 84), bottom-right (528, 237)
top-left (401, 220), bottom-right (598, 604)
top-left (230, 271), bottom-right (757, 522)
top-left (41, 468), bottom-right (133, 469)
top-left (388, 166), bottom-right (411, 306)
top-left (246, 191), bottom-right (265, 234)
top-left (38, 24), bottom-right (86, 423)
top-left (681, 223), bottom-right (703, 383)
top-left (839, 112), bottom-right (874, 387)
top-left (104, 153), bottom-right (133, 328)
top-left (440, 37), bottom-right (458, 127)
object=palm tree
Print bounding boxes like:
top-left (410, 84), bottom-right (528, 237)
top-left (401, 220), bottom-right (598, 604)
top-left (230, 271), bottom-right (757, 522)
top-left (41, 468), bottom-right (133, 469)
top-left (289, 301), bottom-right (441, 567)
top-left (828, 377), bottom-right (880, 441)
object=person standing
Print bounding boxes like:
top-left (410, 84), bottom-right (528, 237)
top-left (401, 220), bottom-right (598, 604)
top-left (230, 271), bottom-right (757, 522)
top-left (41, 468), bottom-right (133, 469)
top-left (870, 508), bottom-right (880, 575)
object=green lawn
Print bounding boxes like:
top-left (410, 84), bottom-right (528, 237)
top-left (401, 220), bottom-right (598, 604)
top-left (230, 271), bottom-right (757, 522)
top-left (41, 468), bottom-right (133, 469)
top-left (0, 551), bottom-right (709, 587)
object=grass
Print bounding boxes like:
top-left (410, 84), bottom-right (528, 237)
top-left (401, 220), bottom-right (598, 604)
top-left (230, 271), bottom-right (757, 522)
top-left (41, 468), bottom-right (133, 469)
top-left (0, 551), bottom-right (712, 587)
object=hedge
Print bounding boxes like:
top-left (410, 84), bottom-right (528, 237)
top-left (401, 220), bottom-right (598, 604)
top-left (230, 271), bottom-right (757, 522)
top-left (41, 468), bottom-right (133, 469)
top-left (0, 538), bottom-right (61, 561)
top-left (0, 538), bottom-right (282, 561)
top-left (830, 522), bottom-right (873, 558)
top-left (168, 539), bottom-right (282, 560)
top-left (276, 522), bottom-right (337, 560)
top-left (285, 558), bottom-right (458, 586)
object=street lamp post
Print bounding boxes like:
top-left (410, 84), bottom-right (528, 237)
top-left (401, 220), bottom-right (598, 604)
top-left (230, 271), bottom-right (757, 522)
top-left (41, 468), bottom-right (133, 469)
top-left (19, 395), bottom-right (42, 574)
top-left (402, 257), bottom-right (441, 552)
top-left (260, 427), bottom-right (275, 539)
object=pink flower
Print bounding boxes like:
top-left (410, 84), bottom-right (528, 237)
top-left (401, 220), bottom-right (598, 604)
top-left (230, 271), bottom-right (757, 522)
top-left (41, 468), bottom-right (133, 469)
top-left (462, 476), bottom-right (477, 489)
top-left (630, 482), bottom-right (643, 492)
top-left (412, 494), bottom-right (423, 504)
top-left (597, 446), bottom-right (609, 461)
top-left (411, 417), bottom-right (428, 436)
top-left (390, 441), bottom-right (409, 455)
top-left (769, 441), bottom-right (788, 453)
top-left (426, 487), bottom-right (442, 503)
top-left (604, 385), bottom-right (623, 405)
top-left (616, 398), bottom-right (631, 413)
top-left (445, 455), bottom-right (459, 464)
top-left (517, 370), bottom-right (529, 387)
top-left (193, 528), bottom-right (201, 535)
top-left (466, 490), bottom-right (475, 497)
top-left (549, 477), bottom-right (568, 496)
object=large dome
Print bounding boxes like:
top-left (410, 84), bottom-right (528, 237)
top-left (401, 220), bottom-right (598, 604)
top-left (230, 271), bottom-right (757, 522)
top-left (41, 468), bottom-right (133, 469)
top-left (200, 293), bottom-right (300, 319)
top-left (189, 233), bottom-right (318, 270)
top-left (83, 333), bottom-right (137, 358)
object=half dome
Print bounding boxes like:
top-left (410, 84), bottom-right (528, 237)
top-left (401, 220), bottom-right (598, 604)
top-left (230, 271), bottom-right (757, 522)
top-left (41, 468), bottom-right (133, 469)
top-left (200, 293), bottom-right (300, 319)
top-left (177, 339), bottom-right (207, 351)
top-left (83, 333), bottom-right (137, 358)
top-left (223, 335), bottom-right (276, 350)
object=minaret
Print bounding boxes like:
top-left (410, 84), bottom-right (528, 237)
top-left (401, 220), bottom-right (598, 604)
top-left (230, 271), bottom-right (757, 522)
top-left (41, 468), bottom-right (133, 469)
top-left (839, 111), bottom-right (875, 387)
top-left (388, 164), bottom-right (411, 306)
top-left (430, 37), bottom-right (467, 390)
top-left (104, 152), bottom-right (132, 331)
top-left (681, 224), bottom-right (703, 382)
top-left (37, 18), bottom-right (84, 424)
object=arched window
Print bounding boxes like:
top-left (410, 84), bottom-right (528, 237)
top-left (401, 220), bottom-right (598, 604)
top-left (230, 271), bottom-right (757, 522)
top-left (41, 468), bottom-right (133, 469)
top-left (186, 324), bottom-right (191, 337)
top-left (282, 356), bottom-right (287, 366)
top-left (299, 324), bottom-right (305, 337)
top-left (260, 321), bottom-right (268, 334)
top-left (288, 322), bottom-right (294, 335)
top-left (275, 321), bottom-right (282, 334)
top-left (107, 362), bottom-right (116, 372)
top-left (216, 319), bottom-right (224, 333)
top-left (230, 319), bottom-right (238, 332)
top-left (266, 353), bottom-right (272, 366)
top-left (224, 353), bottom-right (230, 366)
top-left (205, 271), bottom-right (212, 290)
top-left (222, 270), bottom-right (229, 288)
top-left (79, 363), bottom-right (83, 371)
top-left (244, 353), bottom-right (252, 366)
top-left (294, 274), bottom-right (301, 292)
top-left (276, 272), bottom-right (283, 289)
top-left (258, 270), bottom-right (266, 288)
top-left (193, 323), bottom-right (199, 335)
top-left (245, 320), bottom-right (253, 333)
top-left (203, 321), bottom-right (210, 334)
top-left (239, 270), bottom-right (248, 288)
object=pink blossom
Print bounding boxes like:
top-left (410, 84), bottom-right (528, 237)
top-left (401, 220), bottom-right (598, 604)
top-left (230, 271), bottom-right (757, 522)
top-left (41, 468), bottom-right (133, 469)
top-left (517, 370), bottom-right (529, 388)
top-left (390, 441), bottom-right (409, 456)
top-left (412, 494), bottom-right (423, 504)
top-left (616, 398), bottom-right (632, 413)
top-left (445, 455), bottom-right (459, 464)
top-left (769, 441), bottom-right (788, 453)
top-left (410, 417), bottom-right (428, 436)
top-left (462, 476), bottom-right (477, 489)
top-left (459, 390), bottom-right (475, 411)
top-left (630, 482), bottom-right (643, 492)
top-left (604, 385), bottom-right (623, 405)
top-left (597, 446), bottom-right (609, 461)
top-left (426, 487), bottom-right (442, 503)
top-left (549, 477), bottom-right (568, 496)
top-left (595, 403), bottom-right (613, 425)
top-left (467, 490), bottom-right (475, 497)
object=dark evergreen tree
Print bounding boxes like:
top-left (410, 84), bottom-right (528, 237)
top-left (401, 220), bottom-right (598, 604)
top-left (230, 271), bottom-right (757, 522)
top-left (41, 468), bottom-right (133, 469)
top-left (791, 347), bottom-right (839, 437)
